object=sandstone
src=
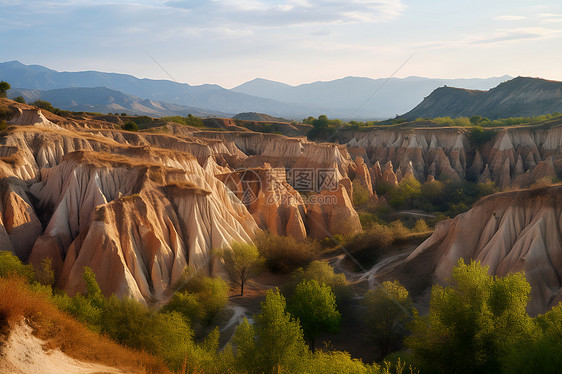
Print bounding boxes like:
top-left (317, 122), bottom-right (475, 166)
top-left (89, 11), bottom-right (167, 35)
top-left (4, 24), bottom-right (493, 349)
top-left (392, 185), bottom-right (562, 315)
top-left (306, 184), bottom-right (362, 239)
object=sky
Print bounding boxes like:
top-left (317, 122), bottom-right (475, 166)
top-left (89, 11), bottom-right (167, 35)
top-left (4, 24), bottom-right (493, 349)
top-left (1, 0), bottom-right (562, 88)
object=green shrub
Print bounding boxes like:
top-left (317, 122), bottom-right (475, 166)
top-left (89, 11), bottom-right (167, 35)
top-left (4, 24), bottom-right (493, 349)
top-left (0, 250), bottom-right (34, 282)
top-left (180, 276), bottom-right (228, 322)
top-left (412, 219), bottom-right (430, 233)
top-left (255, 232), bottom-right (320, 273)
top-left (162, 291), bottom-right (201, 322)
top-left (122, 120), bottom-right (139, 131)
top-left (407, 259), bottom-right (535, 374)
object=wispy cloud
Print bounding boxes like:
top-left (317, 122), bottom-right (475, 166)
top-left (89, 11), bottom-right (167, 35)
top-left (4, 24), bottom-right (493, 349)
top-left (164, 0), bottom-right (407, 26)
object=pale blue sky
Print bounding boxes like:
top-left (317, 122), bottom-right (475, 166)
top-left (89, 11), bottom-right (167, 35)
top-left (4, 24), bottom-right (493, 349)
top-left (1, 0), bottom-right (561, 87)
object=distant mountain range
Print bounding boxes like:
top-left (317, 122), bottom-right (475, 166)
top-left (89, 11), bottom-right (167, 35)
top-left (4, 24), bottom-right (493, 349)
top-left (401, 77), bottom-right (562, 120)
top-left (8, 87), bottom-right (230, 118)
top-left (0, 61), bottom-right (317, 119)
top-left (1, 61), bottom-right (511, 119)
top-left (232, 76), bottom-right (512, 118)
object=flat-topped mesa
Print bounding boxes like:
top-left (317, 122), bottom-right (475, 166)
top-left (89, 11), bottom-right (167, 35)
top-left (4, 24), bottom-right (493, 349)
top-left (27, 150), bottom-right (258, 302)
top-left (389, 184), bottom-right (562, 315)
top-left (217, 165), bottom-right (307, 239)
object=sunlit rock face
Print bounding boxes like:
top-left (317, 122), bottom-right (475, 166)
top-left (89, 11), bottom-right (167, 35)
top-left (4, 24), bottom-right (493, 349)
top-left (0, 100), bottom-right (362, 302)
top-left (392, 185), bottom-right (562, 315)
top-left (345, 126), bottom-right (562, 188)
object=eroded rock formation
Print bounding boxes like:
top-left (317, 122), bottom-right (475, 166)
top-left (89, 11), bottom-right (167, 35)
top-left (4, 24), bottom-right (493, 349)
top-left (390, 185), bottom-right (562, 315)
top-left (346, 125), bottom-right (562, 188)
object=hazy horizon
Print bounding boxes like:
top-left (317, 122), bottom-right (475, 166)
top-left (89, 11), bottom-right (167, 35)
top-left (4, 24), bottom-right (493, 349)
top-left (1, 1), bottom-right (561, 88)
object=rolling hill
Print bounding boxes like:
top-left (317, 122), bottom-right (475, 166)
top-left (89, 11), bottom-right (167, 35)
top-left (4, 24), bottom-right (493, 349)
top-left (401, 77), bottom-right (562, 120)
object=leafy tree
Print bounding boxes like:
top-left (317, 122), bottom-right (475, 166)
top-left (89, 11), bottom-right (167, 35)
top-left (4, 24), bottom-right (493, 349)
top-left (353, 179), bottom-right (371, 207)
top-left (501, 303), bottom-right (562, 373)
top-left (470, 115), bottom-right (483, 126)
top-left (220, 242), bottom-right (262, 296)
top-left (234, 289), bottom-right (308, 373)
top-left (0, 81), bottom-right (10, 98)
top-left (162, 291), bottom-right (201, 322)
top-left (288, 279), bottom-right (341, 351)
top-left (362, 280), bottom-right (413, 358)
top-left (290, 261), bottom-right (350, 305)
top-left (181, 276), bottom-right (228, 322)
top-left (13, 96), bottom-right (25, 104)
top-left (389, 175), bottom-right (421, 209)
top-left (406, 259), bottom-right (535, 374)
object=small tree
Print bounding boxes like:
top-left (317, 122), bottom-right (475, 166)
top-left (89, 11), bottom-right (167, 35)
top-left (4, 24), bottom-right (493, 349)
top-left (362, 280), bottom-right (413, 358)
top-left (0, 81), bottom-right (10, 98)
top-left (290, 261), bottom-right (350, 306)
top-left (220, 242), bottom-right (261, 296)
top-left (13, 96), bottom-right (25, 104)
top-left (234, 289), bottom-right (308, 373)
top-left (288, 279), bottom-right (341, 351)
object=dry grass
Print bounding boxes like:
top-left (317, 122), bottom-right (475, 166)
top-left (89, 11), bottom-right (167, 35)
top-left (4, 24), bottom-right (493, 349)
top-left (0, 277), bottom-right (170, 374)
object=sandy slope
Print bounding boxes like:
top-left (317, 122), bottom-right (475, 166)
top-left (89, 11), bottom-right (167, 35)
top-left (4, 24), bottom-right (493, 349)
top-left (0, 321), bottom-right (123, 374)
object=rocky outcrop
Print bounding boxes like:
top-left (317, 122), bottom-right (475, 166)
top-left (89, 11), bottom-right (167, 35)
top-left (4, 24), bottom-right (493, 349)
top-left (390, 185), bottom-right (562, 315)
top-left (28, 151), bottom-right (258, 301)
top-left (346, 124), bottom-right (562, 189)
top-left (306, 184), bottom-right (362, 239)
top-left (353, 157), bottom-right (374, 196)
top-left (217, 166), bottom-right (307, 239)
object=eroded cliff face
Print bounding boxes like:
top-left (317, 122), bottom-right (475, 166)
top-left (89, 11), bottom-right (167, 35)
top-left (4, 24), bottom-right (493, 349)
top-left (391, 185), bottom-right (562, 315)
top-left (346, 126), bottom-right (562, 189)
top-left (0, 102), bottom-right (362, 302)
